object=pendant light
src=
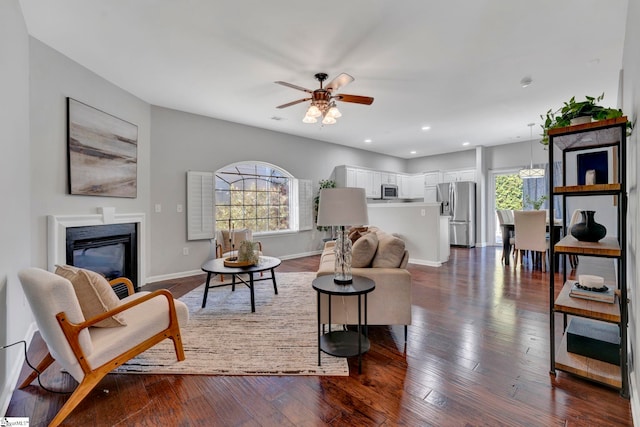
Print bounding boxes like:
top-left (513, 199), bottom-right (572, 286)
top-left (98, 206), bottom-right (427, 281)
top-left (519, 123), bottom-right (545, 179)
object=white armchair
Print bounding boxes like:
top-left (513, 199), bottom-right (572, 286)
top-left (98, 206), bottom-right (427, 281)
top-left (18, 267), bottom-right (189, 427)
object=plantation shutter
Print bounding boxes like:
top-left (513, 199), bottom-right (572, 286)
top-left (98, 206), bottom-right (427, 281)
top-left (298, 179), bottom-right (313, 231)
top-left (186, 170), bottom-right (214, 240)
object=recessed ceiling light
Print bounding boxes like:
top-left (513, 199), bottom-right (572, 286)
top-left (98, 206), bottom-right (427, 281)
top-left (462, 142), bottom-right (470, 146)
top-left (364, 139), bottom-right (372, 144)
top-left (520, 76), bottom-right (533, 88)
top-left (421, 126), bottom-right (431, 131)
top-left (410, 150), bottom-right (417, 155)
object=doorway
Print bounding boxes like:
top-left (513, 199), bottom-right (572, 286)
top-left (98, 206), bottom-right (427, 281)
top-left (489, 169), bottom-right (523, 245)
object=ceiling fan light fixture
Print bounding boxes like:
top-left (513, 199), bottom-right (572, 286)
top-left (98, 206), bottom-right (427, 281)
top-left (302, 115), bottom-right (317, 124)
top-left (307, 104), bottom-right (321, 118)
top-left (322, 115), bottom-right (336, 125)
top-left (327, 104), bottom-right (342, 118)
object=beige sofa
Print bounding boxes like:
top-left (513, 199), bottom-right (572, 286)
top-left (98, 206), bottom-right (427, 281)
top-left (316, 227), bottom-right (412, 340)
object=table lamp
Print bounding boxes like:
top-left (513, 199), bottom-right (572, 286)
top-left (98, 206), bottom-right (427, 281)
top-left (316, 187), bottom-right (369, 284)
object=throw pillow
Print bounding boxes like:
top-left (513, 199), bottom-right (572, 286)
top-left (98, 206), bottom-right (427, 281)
top-left (372, 233), bottom-right (406, 268)
top-left (55, 265), bottom-right (126, 327)
top-left (348, 227), bottom-right (369, 244)
top-left (351, 232), bottom-right (378, 268)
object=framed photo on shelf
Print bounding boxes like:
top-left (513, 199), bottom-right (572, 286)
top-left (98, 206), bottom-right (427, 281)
top-left (576, 150), bottom-right (608, 185)
top-left (67, 98), bottom-right (138, 198)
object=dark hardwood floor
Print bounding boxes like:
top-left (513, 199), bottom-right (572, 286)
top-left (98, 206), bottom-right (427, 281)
top-left (6, 247), bottom-right (633, 426)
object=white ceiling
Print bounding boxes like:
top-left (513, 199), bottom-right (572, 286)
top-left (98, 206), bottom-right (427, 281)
top-left (19, 0), bottom-right (629, 159)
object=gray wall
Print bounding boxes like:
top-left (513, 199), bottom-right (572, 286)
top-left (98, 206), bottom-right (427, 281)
top-left (622, 0), bottom-right (640, 416)
top-left (149, 106), bottom-right (406, 278)
top-left (28, 38), bottom-right (152, 276)
top-left (0, 0), bottom-right (32, 413)
top-left (407, 148), bottom-right (476, 173)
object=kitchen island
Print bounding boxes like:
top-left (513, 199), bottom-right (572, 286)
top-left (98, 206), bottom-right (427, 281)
top-left (367, 202), bottom-right (449, 266)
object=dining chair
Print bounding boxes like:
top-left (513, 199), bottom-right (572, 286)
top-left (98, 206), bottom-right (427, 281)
top-left (513, 210), bottom-right (548, 272)
top-left (496, 210), bottom-right (514, 263)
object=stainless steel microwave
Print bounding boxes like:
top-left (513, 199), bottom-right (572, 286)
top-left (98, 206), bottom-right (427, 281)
top-left (381, 184), bottom-right (398, 199)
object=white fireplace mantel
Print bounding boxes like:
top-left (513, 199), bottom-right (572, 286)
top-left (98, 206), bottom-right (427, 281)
top-left (48, 209), bottom-right (146, 287)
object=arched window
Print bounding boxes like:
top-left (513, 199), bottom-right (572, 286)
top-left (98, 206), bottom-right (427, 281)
top-left (215, 162), bottom-right (303, 233)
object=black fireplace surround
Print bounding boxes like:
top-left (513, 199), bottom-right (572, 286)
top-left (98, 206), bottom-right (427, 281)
top-left (66, 223), bottom-right (138, 298)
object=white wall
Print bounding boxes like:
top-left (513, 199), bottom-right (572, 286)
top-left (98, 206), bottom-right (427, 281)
top-left (407, 148), bottom-right (476, 173)
top-left (28, 38), bottom-right (152, 276)
top-left (0, 0), bottom-right (33, 414)
top-left (149, 106), bottom-right (406, 278)
top-left (622, 0), bottom-right (640, 420)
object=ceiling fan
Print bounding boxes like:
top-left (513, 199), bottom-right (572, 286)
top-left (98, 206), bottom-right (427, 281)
top-left (275, 73), bottom-right (374, 124)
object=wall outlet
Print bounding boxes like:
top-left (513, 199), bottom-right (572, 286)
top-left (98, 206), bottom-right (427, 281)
top-left (177, 204), bottom-right (183, 213)
top-left (420, 209), bottom-right (426, 216)
top-left (155, 203), bottom-right (162, 213)
top-left (183, 247), bottom-right (189, 256)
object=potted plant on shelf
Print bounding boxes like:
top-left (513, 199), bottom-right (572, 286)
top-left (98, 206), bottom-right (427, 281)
top-left (539, 93), bottom-right (632, 145)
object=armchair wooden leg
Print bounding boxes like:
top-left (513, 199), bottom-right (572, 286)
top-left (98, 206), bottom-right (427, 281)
top-left (48, 371), bottom-right (106, 427)
top-left (19, 351), bottom-right (55, 388)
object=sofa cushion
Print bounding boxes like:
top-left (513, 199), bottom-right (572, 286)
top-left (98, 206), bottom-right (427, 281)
top-left (348, 227), bottom-right (369, 244)
top-left (55, 265), bottom-right (126, 328)
top-left (351, 232), bottom-right (378, 268)
top-left (372, 233), bottom-right (406, 268)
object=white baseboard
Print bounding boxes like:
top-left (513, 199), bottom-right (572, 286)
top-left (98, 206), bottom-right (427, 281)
top-left (143, 250), bottom-right (324, 285)
top-left (1, 322), bottom-right (37, 416)
top-left (408, 258), bottom-right (444, 267)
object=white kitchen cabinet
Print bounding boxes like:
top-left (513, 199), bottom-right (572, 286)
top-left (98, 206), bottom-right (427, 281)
top-left (424, 171), bottom-right (440, 186)
top-left (442, 169), bottom-right (476, 182)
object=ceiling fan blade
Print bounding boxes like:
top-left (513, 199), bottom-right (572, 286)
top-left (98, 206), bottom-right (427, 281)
top-left (274, 81), bottom-right (313, 93)
top-left (325, 73), bottom-right (354, 92)
top-left (276, 98), bottom-right (311, 109)
top-left (335, 94), bottom-right (374, 105)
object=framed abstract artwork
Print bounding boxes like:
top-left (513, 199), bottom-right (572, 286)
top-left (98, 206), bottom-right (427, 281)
top-left (67, 98), bottom-right (138, 198)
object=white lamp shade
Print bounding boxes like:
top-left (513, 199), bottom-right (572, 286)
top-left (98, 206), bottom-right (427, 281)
top-left (302, 115), bottom-right (317, 123)
top-left (317, 187), bottom-right (369, 226)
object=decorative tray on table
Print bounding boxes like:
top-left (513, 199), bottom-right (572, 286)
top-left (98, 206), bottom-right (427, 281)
top-left (223, 257), bottom-right (255, 268)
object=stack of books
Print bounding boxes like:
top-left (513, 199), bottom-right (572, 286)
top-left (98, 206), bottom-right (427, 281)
top-left (569, 275), bottom-right (615, 304)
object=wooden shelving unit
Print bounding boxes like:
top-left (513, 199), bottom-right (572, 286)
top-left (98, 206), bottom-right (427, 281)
top-left (548, 117), bottom-right (629, 397)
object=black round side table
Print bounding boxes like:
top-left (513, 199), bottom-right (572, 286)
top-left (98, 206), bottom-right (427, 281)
top-left (312, 275), bottom-right (375, 374)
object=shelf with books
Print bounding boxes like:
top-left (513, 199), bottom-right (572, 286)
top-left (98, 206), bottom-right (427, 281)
top-left (554, 281), bottom-right (620, 323)
top-left (548, 117), bottom-right (628, 397)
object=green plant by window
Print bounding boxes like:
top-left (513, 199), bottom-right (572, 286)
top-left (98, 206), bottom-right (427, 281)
top-left (540, 93), bottom-right (632, 145)
top-left (314, 179), bottom-right (336, 231)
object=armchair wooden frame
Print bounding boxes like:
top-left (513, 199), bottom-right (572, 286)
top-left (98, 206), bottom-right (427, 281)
top-left (19, 278), bottom-right (185, 427)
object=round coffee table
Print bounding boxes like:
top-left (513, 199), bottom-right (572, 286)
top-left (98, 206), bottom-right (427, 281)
top-left (200, 256), bottom-right (281, 312)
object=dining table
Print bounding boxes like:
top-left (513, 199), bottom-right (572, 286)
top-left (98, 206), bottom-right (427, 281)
top-left (501, 220), bottom-right (563, 266)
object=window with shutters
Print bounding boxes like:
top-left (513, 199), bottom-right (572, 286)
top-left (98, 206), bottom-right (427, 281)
top-left (215, 162), bottom-right (310, 233)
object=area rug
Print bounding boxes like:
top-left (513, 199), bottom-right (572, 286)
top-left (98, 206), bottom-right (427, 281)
top-left (112, 271), bottom-right (349, 376)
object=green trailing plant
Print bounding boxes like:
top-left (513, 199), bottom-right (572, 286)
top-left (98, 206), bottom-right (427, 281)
top-left (540, 93), bottom-right (632, 145)
top-left (524, 194), bottom-right (548, 210)
top-left (314, 179), bottom-right (336, 231)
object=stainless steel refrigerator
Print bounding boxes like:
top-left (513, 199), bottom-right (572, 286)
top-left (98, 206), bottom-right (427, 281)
top-left (437, 181), bottom-right (476, 247)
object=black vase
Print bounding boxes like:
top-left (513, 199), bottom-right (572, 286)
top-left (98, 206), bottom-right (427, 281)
top-left (570, 210), bottom-right (607, 242)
